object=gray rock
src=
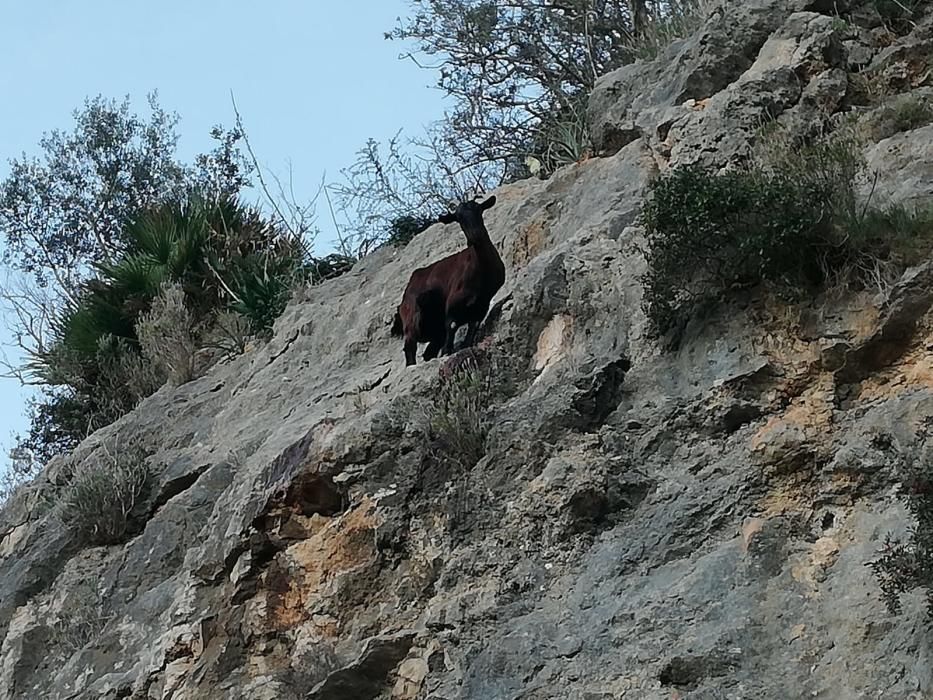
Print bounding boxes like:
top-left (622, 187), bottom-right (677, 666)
top-left (861, 123), bottom-right (933, 210)
top-left (2, 1), bottom-right (933, 698)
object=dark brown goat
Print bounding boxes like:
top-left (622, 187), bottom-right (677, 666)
top-left (391, 195), bottom-right (505, 366)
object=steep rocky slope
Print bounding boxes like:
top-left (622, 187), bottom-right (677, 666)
top-left (2, 1), bottom-right (933, 698)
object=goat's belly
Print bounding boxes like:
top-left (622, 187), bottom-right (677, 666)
top-left (451, 303), bottom-right (487, 324)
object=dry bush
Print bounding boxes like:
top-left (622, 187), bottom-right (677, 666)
top-left (422, 360), bottom-right (496, 472)
top-left (136, 282), bottom-right (198, 386)
top-left (55, 446), bottom-right (151, 546)
top-left (201, 309), bottom-right (253, 361)
top-left (49, 589), bottom-right (114, 653)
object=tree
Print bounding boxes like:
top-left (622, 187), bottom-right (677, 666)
top-left (331, 1), bottom-right (703, 255)
top-left (0, 93), bottom-right (254, 382)
top-left (385, 0), bottom-right (643, 181)
top-left (328, 133), bottom-right (458, 257)
top-left (193, 125), bottom-right (255, 200)
top-left (0, 93), bottom-right (186, 288)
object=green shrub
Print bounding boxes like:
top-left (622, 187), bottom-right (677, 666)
top-left (641, 126), bottom-right (933, 333)
top-left (526, 99), bottom-right (594, 177)
top-left (870, 458), bottom-right (933, 615)
top-left (640, 165), bottom-right (831, 332)
top-left (226, 252), bottom-right (301, 334)
top-left (56, 447), bottom-right (151, 546)
top-left (752, 127), bottom-right (865, 222)
top-left (384, 215), bottom-right (436, 248)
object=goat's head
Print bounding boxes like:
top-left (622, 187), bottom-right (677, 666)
top-left (439, 196), bottom-right (496, 243)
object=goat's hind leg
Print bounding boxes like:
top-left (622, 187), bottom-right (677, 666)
top-left (403, 336), bottom-right (417, 366)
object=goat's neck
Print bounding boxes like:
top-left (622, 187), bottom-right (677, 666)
top-left (463, 225), bottom-right (502, 265)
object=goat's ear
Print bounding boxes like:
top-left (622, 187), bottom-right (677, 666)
top-left (438, 212), bottom-right (457, 224)
top-left (479, 195), bottom-right (497, 211)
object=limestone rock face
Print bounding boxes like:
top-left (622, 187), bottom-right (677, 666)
top-left (2, 2), bottom-right (933, 698)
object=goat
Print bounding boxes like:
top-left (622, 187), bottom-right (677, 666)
top-left (391, 195), bottom-right (505, 366)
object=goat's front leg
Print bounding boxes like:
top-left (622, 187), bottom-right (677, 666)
top-left (463, 321), bottom-right (479, 348)
top-left (423, 339), bottom-right (442, 361)
top-left (442, 316), bottom-right (458, 356)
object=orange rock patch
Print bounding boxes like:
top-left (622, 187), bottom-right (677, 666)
top-left (261, 497), bottom-right (382, 633)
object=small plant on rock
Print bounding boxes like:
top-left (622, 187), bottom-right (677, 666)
top-left (423, 358), bottom-right (496, 471)
top-left (55, 446), bottom-right (152, 546)
top-left (870, 458), bottom-right (933, 616)
top-left (628, 0), bottom-right (710, 61)
top-left (384, 214), bottom-right (436, 248)
top-left (50, 589), bottom-right (114, 654)
top-left (201, 309), bottom-right (253, 360)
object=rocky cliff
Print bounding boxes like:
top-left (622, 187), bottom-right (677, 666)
top-left (3, 1), bottom-right (933, 698)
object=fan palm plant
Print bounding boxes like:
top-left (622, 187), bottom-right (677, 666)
top-left (34, 193), bottom-right (317, 385)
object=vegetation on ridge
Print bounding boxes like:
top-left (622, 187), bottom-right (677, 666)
top-left (640, 125), bottom-right (933, 336)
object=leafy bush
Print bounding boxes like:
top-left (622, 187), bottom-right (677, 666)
top-left (640, 166), bottom-right (830, 332)
top-left (641, 127), bottom-right (933, 333)
top-left (136, 282), bottom-right (198, 386)
top-left (870, 459), bottom-right (933, 615)
top-left (55, 447), bottom-right (151, 546)
top-left (384, 215), bottom-right (436, 248)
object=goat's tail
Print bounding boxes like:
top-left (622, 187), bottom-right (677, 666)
top-left (390, 310), bottom-right (403, 337)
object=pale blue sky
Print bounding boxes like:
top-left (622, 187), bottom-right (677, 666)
top-left (0, 1), bottom-right (448, 462)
